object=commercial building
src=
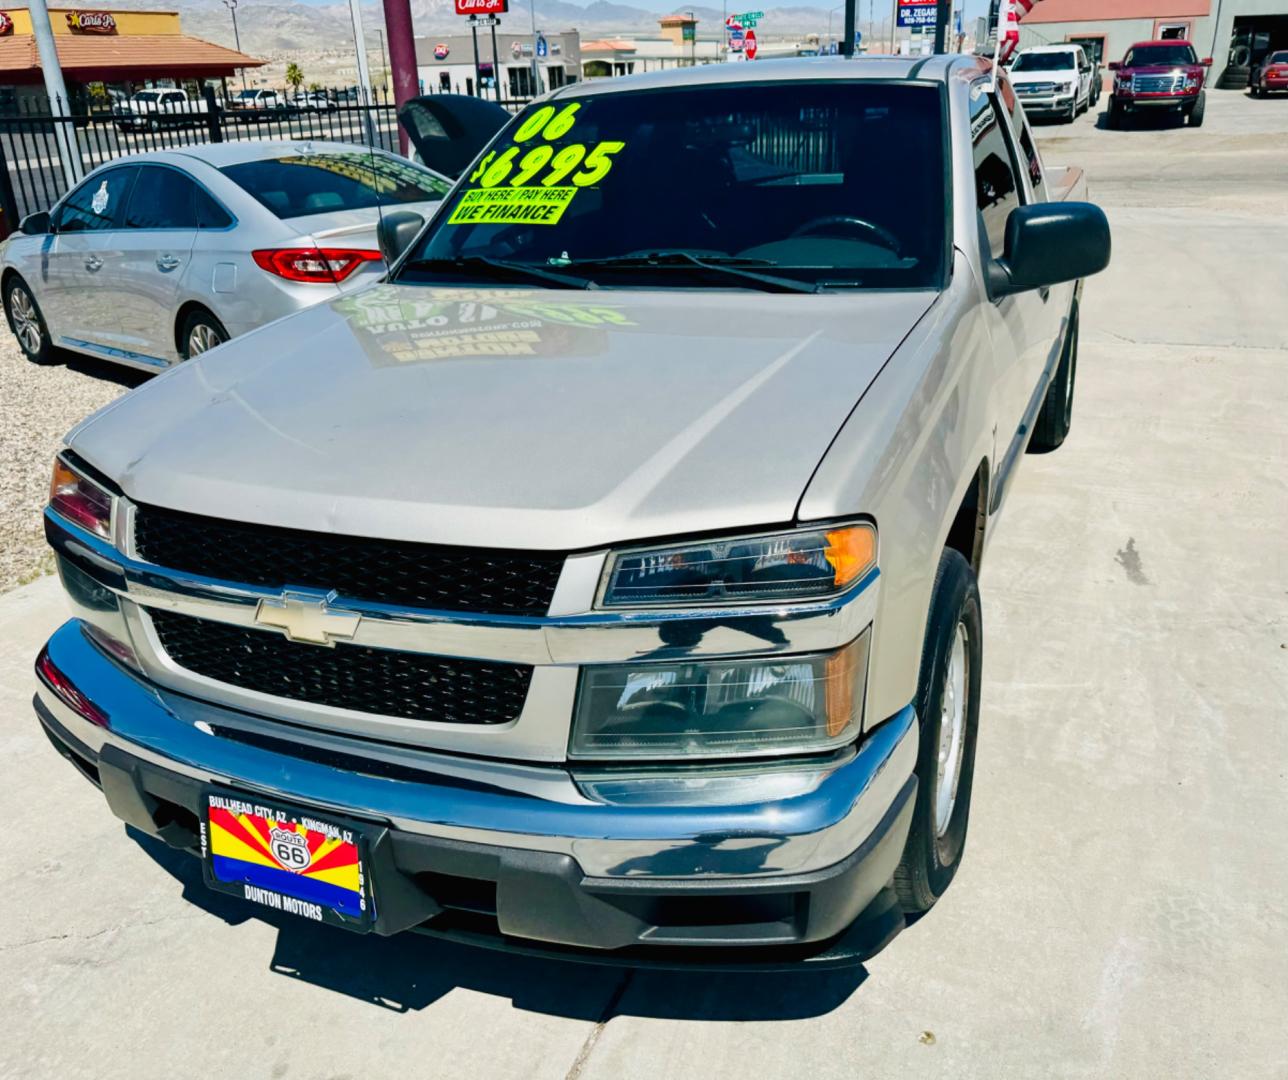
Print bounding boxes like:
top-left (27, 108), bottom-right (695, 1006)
top-left (0, 7), bottom-right (264, 114)
top-left (414, 30), bottom-right (580, 99)
top-left (1014, 0), bottom-right (1288, 87)
top-left (581, 15), bottom-right (809, 78)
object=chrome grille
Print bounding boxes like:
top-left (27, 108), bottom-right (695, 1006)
top-left (1132, 72), bottom-right (1184, 93)
top-left (1016, 82), bottom-right (1059, 95)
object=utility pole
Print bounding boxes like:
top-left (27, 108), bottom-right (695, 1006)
top-left (841, 0), bottom-right (855, 56)
top-left (26, 0), bottom-right (81, 187)
top-left (933, 0), bottom-right (949, 52)
top-left (348, 0), bottom-right (377, 144)
top-left (528, 0), bottom-right (540, 96)
top-left (223, 0), bottom-right (246, 89)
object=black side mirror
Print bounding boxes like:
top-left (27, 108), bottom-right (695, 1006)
top-left (377, 210), bottom-right (425, 266)
top-left (20, 210), bottom-right (51, 235)
top-left (992, 202), bottom-right (1111, 297)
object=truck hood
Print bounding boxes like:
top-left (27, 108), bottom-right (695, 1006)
top-left (69, 285), bottom-right (935, 551)
top-left (1008, 69), bottom-right (1076, 85)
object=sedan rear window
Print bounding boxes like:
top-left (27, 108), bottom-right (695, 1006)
top-left (220, 151), bottom-right (450, 219)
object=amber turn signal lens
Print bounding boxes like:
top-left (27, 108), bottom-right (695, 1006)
top-left (823, 525), bottom-right (877, 590)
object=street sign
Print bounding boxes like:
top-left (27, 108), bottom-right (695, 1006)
top-left (536, 32), bottom-right (548, 57)
top-left (896, 0), bottom-right (937, 28)
top-left (744, 28), bottom-right (757, 59)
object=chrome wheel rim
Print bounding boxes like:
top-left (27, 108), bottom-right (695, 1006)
top-left (10, 287), bottom-right (41, 355)
top-left (934, 621), bottom-right (969, 838)
top-left (187, 322), bottom-right (222, 356)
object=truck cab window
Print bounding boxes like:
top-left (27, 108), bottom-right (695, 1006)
top-left (971, 94), bottom-right (1019, 260)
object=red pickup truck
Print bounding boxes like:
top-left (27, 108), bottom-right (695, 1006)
top-left (1107, 40), bottom-right (1213, 128)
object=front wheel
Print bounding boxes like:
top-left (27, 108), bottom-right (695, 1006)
top-left (1107, 99), bottom-right (1122, 128)
top-left (1188, 91), bottom-right (1206, 127)
top-left (894, 548), bottom-right (983, 915)
top-left (5, 276), bottom-right (54, 364)
top-left (179, 308), bottom-right (229, 359)
top-left (1029, 300), bottom-right (1079, 453)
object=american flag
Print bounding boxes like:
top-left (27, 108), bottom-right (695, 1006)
top-left (999, 0), bottom-right (1043, 64)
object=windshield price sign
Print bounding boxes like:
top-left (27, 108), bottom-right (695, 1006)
top-left (449, 103), bottom-right (626, 227)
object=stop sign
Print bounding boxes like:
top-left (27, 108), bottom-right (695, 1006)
top-left (744, 28), bottom-right (757, 59)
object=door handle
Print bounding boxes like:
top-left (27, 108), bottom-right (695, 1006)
top-left (156, 254), bottom-right (181, 272)
top-left (84, 255), bottom-right (102, 272)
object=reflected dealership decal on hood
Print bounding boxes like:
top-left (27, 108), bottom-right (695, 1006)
top-left (332, 288), bottom-right (632, 364)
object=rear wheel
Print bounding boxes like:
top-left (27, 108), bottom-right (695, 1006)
top-left (5, 276), bottom-right (54, 364)
top-left (894, 548), bottom-right (983, 915)
top-left (179, 308), bottom-right (229, 360)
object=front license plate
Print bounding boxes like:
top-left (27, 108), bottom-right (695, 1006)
top-left (200, 790), bottom-right (375, 932)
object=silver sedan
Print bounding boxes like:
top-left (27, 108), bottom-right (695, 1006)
top-left (0, 141), bottom-right (449, 371)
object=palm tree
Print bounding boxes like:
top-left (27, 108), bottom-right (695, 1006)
top-left (285, 62), bottom-right (304, 93)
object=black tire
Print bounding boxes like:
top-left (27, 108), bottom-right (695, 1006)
top-left (1029, 300), bottom-right (1079, 454)
top-left (1107, 99), bottom-right (1121, 128)
top-left (894, 548), bottom-right (983, 915)
top-left (178, 307), bottom-right (229, 360)
top-left (1188, 91), bottom-right (1206, 127)
top-left (5, 275), bottom-right (55, 364)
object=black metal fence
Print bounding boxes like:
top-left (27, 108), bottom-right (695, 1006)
top-left (0, 85), bottom-right (530, 234)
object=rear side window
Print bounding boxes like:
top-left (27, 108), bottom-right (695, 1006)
top-left (56, 166), bottom-right (136, 232)
top-left (125, 166), bottom-right (197, 229)
top-left (1000, 82), bottom-right (1045, 199)
top-left (220, 152), bottom-right (451, 219)
top-left (195, 186), bottom-right (233, 229)
top-left (971, 91), bottom-right (1020, 260)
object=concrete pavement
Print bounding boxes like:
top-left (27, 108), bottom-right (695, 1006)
top-left (1, 89), bottom-right (1285, 1079)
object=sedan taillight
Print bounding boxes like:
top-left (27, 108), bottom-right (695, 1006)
top-left (252, 247), bottom-right (382, 284)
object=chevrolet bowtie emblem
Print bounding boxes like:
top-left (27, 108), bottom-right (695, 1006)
top-left (253, 591), bottom-right (361, 646)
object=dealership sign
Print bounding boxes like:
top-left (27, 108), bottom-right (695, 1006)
top-left (433, 42), bottom-right (450, 59)
top-left (455, 0), bottom-right (507, 14)
top-left (65, 10), bottom-right (118, 32)
top-left (897, 0), bottom-right (937, 28)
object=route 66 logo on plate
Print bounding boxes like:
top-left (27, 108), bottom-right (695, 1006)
top-left (270, 826), bottom-right (313, 871)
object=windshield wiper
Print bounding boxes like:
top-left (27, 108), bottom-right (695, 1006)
top-left (558, 251), bottom-right (818, 294)
top-left (400, 255), bottom-right (593, 290)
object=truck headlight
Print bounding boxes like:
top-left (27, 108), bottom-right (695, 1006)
top-left (570, 629), bottom-right (870, 760)
top-left (598, 523), bottom-right (876, 608)
top-left (50, 454), bottom-right (115, 541)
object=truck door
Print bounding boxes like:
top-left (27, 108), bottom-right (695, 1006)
top-left (971, 86), bottom-right (1058, 501)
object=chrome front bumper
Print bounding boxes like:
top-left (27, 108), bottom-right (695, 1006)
top-left (37, 619), bottom-right (917, 883)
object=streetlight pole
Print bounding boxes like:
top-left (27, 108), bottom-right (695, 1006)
top-left (26, 0), bottom-right (81, 187)
top-left (826, 4), bottom-right (842, 51)
top-left (529, 0), bottom-right (540, 96)
top-left (223, 0), bottom-right (245, 90)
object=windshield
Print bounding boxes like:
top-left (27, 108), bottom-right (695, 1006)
top-left (134, 91), bottom-right (161, 103)
top-left (1011, 52), bottom-right (1076, 72)
top-left (397, 82), bottom-right (947, 291)
top-left (221, 152), bottom-right (451, 219)
top-left (236, 90), bottom-right (262, 100)
top-left (1125, 44), bottom-right (1197, 66)
top-left (1269, 51), bottom-right (1288, 63)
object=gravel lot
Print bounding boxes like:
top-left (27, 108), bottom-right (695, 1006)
top-left (0, 339), bottom-right (143, 592)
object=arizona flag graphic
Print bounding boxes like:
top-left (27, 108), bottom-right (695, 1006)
top-left (208, 804), bottom-right (365, 917)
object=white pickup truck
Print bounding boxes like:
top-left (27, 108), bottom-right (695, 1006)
top-left (35, 57), bottom-right (1110, 968)
top-left (113, 89), bottom-right (208, 133)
